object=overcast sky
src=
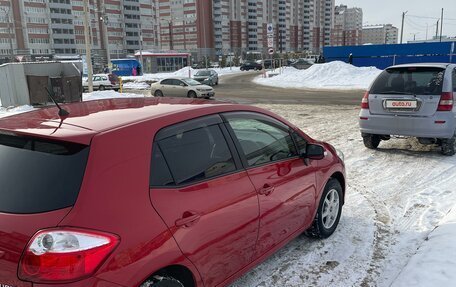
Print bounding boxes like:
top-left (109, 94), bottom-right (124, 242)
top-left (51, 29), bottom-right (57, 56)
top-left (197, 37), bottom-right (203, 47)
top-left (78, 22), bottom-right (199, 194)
top-left (335, 0), bottom-right (456, 42)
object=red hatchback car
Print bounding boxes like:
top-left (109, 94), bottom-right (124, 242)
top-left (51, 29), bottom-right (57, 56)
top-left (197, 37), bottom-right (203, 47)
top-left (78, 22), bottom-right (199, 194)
top-left (0, 98), bottom-right (346, 287)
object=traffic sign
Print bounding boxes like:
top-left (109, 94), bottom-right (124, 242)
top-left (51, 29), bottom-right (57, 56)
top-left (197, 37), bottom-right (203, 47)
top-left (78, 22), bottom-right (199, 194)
top-left (267, 37), bottom-right (274, 48)
top-left (267, 23), bottom-right (274, 35)
top-left (268, 48), bottom-right (275, 55)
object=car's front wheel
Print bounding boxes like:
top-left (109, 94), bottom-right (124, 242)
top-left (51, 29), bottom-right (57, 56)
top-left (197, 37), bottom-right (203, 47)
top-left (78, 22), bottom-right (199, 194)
top-left (188, 91), bottom-right (197, 98)
top-left (362, 134), bottom-right (381, 149)
top-left (306, 179), bottom-right (343, 239)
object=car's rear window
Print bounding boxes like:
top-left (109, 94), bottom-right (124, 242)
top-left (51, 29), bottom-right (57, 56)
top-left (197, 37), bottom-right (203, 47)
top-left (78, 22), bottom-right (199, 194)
top-left (0, 133), bottom-right (89, 214)
top-left (370, 67), bottom-right (446, 95)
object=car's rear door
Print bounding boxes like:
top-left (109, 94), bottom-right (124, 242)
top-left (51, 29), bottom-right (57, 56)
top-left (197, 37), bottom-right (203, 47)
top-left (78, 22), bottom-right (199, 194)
top-left (369, 66), bottom-right (446, 117)
top-left (149, 115), bottom-right (259, 287)
top-left (223, 112), bottom-right (317, 258)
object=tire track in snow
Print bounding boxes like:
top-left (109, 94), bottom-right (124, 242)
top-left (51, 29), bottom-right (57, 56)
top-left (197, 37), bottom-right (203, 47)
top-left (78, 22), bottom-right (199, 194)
top-left (348, 182), bottom-right (394, 287)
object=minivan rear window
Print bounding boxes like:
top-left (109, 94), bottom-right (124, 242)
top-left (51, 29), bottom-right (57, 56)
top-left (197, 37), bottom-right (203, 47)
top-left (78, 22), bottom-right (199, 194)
top-left (370, 67), bottom-right (446, 95)
top-left (0, 134), bottom-right (89, 214)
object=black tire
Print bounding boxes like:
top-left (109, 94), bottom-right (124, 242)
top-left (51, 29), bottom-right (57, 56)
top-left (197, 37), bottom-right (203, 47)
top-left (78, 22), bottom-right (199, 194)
top-left (215, 80), bottom-right (218, 85)
top-left (154, 90), bottom-right (164, 97)
top-left (141, 276), bottom-right (184, 287)
top-left (99, 85), bottom-right (105, 91)
top-left (306, 179), bottom-right (343, 239)
top-left (441, 136), bottom-right (455, 156)
top-left (362, 134), bottom-right (381, 149)
top-left (240, 67), bottom-right (245, 71)
top-left (188, 91), bottom-right (197, 98)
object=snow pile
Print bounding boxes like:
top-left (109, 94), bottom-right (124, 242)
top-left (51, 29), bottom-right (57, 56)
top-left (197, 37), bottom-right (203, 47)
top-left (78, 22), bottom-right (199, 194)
top-left (254, 61), bottom-right (382, 90)
top-left (0, 105), bottom-right (35, 119)
top-left (82, 90), bottom-right (145, 101)
top-left (122, 66), bottom-right (242, 83)
top-left (391, 207), bottom-right (456, 287)
top-left (122, 81), bottom-right (150, 90)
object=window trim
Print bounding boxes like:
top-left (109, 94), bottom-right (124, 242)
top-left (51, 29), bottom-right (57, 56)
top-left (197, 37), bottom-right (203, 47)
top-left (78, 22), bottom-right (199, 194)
top-left (221, 111), bottom-right (300, 170)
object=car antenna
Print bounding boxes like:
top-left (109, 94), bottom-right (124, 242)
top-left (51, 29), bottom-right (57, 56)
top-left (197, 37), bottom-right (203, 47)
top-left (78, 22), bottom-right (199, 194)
top-left (44, 86), bottom-right (70, 118)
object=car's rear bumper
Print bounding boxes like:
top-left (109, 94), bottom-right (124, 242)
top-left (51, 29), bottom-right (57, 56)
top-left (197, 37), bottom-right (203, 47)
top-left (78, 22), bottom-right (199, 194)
top-left (359, 109), bottom-right (456, 138)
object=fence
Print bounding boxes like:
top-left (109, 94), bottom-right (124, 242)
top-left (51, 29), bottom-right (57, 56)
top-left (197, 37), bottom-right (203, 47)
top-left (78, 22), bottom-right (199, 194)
top-left (323, 42), bottom-right (456, 69)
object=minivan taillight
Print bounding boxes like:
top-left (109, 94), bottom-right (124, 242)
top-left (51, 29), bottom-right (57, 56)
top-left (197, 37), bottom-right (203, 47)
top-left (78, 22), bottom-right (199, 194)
top-left (437, 92), bottom-right (454, 111)
top-left (18, 228), bottom-right (119, 283)
top-left (361, 91), bottom-right (369, 109)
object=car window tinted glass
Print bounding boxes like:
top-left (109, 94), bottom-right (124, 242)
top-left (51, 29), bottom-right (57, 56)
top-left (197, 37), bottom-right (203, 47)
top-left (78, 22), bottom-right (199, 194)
top-left (0, 134), bottom-right (89, 214)
top-left (292, 132), bottom-right (307, 154)
top-left (150, 143), bottom-right (175, 187)
top-left (370, 67), bottom-right (445, 95)
top-left (453, 69), bottom-right (456, 92)
top-left (196, 71), bottom-right (211, 76)
top-left (172, 79), bottom-right (184, 86)
top-left (158, 125), bottom-right (235, 185)
top-left (227, 118), bottom-right (297, 167)
top-left (161, 79), bottom-right (172, 85)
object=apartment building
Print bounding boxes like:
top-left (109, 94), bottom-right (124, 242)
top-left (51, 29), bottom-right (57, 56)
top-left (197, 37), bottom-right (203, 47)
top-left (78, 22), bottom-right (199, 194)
top-left (0, 0), bottom-right (336, 64)
top-left (362, 24), bottom-right (398, 45)
top-left (331, 5), bottom-right (363, 46)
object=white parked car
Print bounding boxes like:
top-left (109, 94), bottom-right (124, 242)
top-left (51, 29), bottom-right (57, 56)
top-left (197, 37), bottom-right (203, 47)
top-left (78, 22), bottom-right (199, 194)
top-left (151, 77), bottom-right (215, 98)
top-left (83, 74), bottom-right (120, 91)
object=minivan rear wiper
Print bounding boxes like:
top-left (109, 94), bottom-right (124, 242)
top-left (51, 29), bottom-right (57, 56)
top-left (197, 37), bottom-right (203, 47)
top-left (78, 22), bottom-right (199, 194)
top-left (376, 91), bottom-right (415, 95)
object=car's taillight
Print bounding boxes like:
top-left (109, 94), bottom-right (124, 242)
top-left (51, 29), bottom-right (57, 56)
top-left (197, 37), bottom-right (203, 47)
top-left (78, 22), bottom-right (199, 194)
top-left (361, 91), bottom-right (369, 109)
top-left (18, 228), bottom-right (119, 283)
top-left (437, 92), bottom-right (454, 111)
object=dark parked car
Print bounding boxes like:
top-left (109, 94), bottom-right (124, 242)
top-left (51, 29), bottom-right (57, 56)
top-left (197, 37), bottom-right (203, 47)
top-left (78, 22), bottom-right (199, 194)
top-left (193, 69), bottom-right (219, 86)
top-left (240, 61), bottom-right (263, 71)
top-left (0, 98), bottom-right (346, 287)
top-left (291, 59), bottom-right (314, 70)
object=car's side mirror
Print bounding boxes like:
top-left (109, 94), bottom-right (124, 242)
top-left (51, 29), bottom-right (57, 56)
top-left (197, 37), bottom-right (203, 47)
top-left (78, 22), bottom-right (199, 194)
top-left (302, 144), bottom-right (325, 160)
top-left (180, 83), bottom-right (186, 87)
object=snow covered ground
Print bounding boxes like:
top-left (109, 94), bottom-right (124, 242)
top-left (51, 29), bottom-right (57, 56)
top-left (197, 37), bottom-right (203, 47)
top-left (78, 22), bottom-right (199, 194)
top-left (254, 61), bottom-right (382, 90)
top-left (230, 104), bottom-right (456, 287)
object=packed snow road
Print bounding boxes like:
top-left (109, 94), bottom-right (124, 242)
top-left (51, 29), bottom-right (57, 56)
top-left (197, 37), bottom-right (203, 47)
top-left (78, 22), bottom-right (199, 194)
top-left (230, 104), bottom-right (456, 287)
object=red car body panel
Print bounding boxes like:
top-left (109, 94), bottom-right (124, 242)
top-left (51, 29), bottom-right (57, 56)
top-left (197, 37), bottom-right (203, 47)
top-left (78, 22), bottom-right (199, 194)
top-left (247, 158), bottom-right (317, 258)
top-left (0, 98), bottom-right (345, 287)
top-left (150, 171), bottom-right (259, 287)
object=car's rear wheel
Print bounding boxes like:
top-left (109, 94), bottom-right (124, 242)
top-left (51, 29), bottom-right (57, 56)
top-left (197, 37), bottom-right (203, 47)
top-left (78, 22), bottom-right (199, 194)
top-left (441, 135), bottom-right (455, 156)
top-left (188, 91), bottom-right (197, 98)
top-left (362, 134), bottom-right (381, 149)
top-left (140, 276), bottom-right (184, 287)
top-left (154, 90), bottom-right (164, 97)
top-left (99, 85), bottom-right (105, 91)
top-left (306, 179), bottom-right (343, 239)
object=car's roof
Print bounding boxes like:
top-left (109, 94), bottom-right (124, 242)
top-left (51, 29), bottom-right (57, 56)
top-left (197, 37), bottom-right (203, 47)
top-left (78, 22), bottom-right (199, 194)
top-left (162, 77), bottom-right (191, 80)
top-left (0, 98), bottom-right (247, 145)
top-left (388, 63), bottom-right (453, 69)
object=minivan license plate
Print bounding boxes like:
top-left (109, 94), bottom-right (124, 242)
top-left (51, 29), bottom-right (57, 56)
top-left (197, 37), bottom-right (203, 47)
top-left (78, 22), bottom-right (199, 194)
top-left (385, 100), bottom-right (417, 109)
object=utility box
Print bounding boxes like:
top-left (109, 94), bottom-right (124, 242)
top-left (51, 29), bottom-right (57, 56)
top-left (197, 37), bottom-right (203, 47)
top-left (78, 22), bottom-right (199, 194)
top-left (0, 61), bottom-right (83, 107)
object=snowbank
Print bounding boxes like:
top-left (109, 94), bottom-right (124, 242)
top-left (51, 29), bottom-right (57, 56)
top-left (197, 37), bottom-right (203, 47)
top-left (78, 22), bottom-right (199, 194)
top-left (82, 90), bottom-right (145, 101)
top-left (121, 66), bottom-right (241, 83)
top-left (0, 105), bottom-right (35, 118)
top-left (391, 207), bottom-right (456, 287)
top-left (254, 61), bottom-right (382, 90)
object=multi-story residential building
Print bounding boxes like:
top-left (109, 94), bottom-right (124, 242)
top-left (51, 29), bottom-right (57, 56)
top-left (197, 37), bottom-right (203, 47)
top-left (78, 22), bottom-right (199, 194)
top-left (0, 0), bottom-right (336, 64)
top-left (362, 24), bottom-right (398, 45)
top-left (331, 5), bottom-right (362, 46)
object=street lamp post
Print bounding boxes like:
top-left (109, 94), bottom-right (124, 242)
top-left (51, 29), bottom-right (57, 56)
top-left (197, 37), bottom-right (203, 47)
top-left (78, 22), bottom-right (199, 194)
top-left (83, 0), bottom-right (93, 92)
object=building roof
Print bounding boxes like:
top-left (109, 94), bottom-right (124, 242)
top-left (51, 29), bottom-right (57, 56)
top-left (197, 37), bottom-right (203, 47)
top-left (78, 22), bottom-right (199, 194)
top-left (0, 98), bottom-right (238, 145)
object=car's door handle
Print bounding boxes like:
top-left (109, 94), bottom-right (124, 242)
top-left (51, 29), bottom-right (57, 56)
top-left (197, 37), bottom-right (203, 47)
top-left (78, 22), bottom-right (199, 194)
top-left (175, 211), bottom-right (201, 227)
top-left (258, 184), bottom-right (275, 196)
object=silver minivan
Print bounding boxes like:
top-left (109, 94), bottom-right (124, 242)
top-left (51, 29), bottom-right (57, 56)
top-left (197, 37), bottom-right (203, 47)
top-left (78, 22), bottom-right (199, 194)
top-left (359, 63), bottom-right (456, 155)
